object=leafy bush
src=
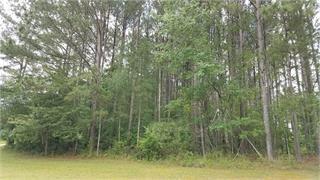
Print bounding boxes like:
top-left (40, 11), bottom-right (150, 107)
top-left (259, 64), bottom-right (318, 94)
top-left (137, 122), bottom-right (191, 160)
top-left (109, 140), bottom-right (127, 155)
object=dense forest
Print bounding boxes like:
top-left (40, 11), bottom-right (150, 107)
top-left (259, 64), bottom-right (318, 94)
top-left (0, 0), bottom-right (319, 162)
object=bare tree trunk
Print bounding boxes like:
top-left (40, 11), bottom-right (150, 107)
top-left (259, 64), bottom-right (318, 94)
top-left (96, 114), bottom-right (102, 156)
top-left (44, 131), bottom-right (48, 156)
top-left (200, 120), bottom-right (206, 157)
top-left (89, 7), bottom-right (105, 156)
top-left (74, 140), bottom-right (78, 155)
top-left (128, 78), bottom-right (135, 141)
top-left (118, 119), bottom-right (121, 142)
top-left (294, 57), bottom-right (302, 93)
top-left (316, 111), bottom-right (320, 158)
top-left (166, 73), bottom-right (171, 119)
top-left (310, 42), bottom-right (320, 92)
top-left (89, 93), bottom-right (97, 156)
top-left (287, 57), bottom-right (302, 161)
top-left (137, 99), bottom-right (141, 145)
top-left (238, 0), bottom-right (246, 119)
top-left (111, 11), bottom-right (119, 70)
top-left (292, 112), bottom-right (302, 161)
top-left (284, 114), bottom-right (291, 160)
top-left (158, 68), bottom-right (161, 122)
top-left (246, 138), bottom-right (263, 159)
top-left (223, 111), bottom-right (230, 149)
top-left (120, 9), bottom-right (127, 67)
top-left (300, 56), bottom-right (313, 94)
top-left (255, 0), bottom-right (274, 161)
top-left (284, 16), bottom-right (302, 161)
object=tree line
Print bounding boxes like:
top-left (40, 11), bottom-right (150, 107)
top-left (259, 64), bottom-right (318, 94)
top-left (0, 0), bottom-right (319, 161)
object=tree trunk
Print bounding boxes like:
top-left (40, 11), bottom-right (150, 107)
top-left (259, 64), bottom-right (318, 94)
top-left (137, 99), bottom-right (141, 145)
top-left (316, 111), bottom-right (320, 158)
top-left (288, 65), bottom-right (302, 161)
top-left (284, 114), bottom-right (291, 159)
top-left (200, 120), bottom-right (206, 157)
top-left (89, 94), bottom-right (97, 156)
top-left (89, 8), bottom-right (105, 156)
top-left (128, 78), bottom-right (135, 141)
top-left (118, 119), bottom-right (121, 142)
top-left (96, 114), bottom-right (102, 156)
top-left (255, 0), bottom-right (274, 161)
top-left (158, 68), bottom-right (161, 122)
top-left (111, 11), bottom-right (119, 70)
top-left (223, 111), bottom-right (230, 150)
top-left (238, 0), bottom-right (246, 119)
top-left (74, 140), bottom-right (78, 155)
top-left (284, 17), bottom-right (302, 161)
top-left (120, 10), bottom-right (127, 67)
top-left (293, 56), bottom-right (302, 93)
top-left (300, 56), bottom-right (313, 94)
top-left (44, 131), bottom-right (48, 156)
top-left (292, 112), bottom-right (302, 162)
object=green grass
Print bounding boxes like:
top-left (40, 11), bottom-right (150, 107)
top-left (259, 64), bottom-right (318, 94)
top-left (0, 146), bottom-right (319, 179)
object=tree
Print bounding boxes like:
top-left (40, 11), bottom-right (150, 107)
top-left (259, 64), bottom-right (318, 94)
top-left (0, 0), bottom-right (318, 160)
top-left (254, 0), bottom-right (274, 160)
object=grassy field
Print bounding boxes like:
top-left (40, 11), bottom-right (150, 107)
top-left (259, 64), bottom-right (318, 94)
top-left (0, 143), bottom-right (319, 179)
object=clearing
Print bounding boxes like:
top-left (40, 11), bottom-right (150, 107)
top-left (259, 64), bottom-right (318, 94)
top-left (0, 145), bottom-right (319, 179)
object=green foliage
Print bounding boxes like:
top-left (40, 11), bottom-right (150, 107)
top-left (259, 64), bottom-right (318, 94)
top-left (210, 112), bottom-right (263, 140)
top-left (137, 122), bottom-right (191, 160)
top-left (109, 141), bottom-right (128, 155)
top-left (10, 115), bottom-right (41, 152)
top-left (0, 0), bottom-right (318, 159)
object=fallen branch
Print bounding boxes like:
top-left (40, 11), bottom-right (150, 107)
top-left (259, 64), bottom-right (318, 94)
top-left (246, 137), bottom-right (263, 159)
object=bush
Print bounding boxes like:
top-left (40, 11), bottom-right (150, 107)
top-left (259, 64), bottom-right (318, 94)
top-left (109, 140), bottom-right (127, 155)
top-left (137, 122), bottom-right (191, 160)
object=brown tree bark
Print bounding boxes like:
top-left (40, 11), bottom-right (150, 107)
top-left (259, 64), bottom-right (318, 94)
top-left (284, 17), bottom-right (302, 161)
top-left (137, 99), bottom-right (141, 145)
top-left (89, 6), bottom-right (106, 156)
top-left (96, 113), bottom-right (102, 156)
top-left (111, 11), bottom-right (119, 70)
top-left (158, 68), bottom-right (161, 122)
top-left (128, 77), bottom-right (135, 141)
top-left (255, 0), bottom-right (274, 160)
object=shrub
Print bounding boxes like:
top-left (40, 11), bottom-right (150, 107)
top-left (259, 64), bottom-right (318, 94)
top-left (110, 140), bottom-right (127, 155)
top-left (137, 122), bottom-right (191, 160)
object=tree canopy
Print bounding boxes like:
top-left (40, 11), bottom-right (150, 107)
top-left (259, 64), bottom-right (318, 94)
top-left (0, 0), bottom-right (319, 161)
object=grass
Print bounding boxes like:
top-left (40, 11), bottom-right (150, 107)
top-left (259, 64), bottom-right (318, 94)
top-left (0, 145), bottom-right (319, 179)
